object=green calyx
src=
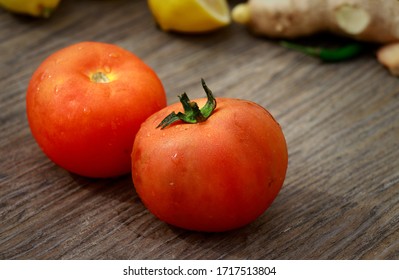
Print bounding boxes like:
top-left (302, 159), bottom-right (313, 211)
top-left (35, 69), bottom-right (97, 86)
top-left (157, 79), bottom-right (217, 129)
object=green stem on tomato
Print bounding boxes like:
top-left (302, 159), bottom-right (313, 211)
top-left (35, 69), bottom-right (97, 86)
top-left (157, 79), bottom-right (217, 129)
top-left (280, 41), bottom-right (363, 62)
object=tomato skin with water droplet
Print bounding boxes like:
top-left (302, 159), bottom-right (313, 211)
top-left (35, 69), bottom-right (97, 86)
top-left (131, 98), bottom-right (288, 232)
top-left (26, 42), bottom-right (166, 178)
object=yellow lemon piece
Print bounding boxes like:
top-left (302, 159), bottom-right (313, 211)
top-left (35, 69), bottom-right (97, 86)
top-left (147, 0), bottom-right (231, 33)
top-left (0, 0), bottom-right (61, 18)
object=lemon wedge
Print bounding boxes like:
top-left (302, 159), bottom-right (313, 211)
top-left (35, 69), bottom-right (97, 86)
top-left (0, 0), bottom-right (61, 17)
top-left (147, 0), bottom-right (231, 33)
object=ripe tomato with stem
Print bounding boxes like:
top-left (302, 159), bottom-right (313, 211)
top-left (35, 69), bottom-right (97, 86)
top-left (132, 79), bottom-right (288, 232)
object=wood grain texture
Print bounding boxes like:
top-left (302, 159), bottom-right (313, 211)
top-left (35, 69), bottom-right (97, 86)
top-left (1, 0), bottom-right (399, 260)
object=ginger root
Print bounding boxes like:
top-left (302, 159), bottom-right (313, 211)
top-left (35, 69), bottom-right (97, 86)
top-left (377, 43), bottom-right (399, 76)
top-left (232, 0), bottom-right (399, 44)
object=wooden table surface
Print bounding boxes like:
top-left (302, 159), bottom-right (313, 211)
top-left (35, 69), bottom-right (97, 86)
top-left (1, 0), bottom-right (399, 260)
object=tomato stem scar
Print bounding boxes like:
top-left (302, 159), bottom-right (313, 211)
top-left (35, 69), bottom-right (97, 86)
top-left (157, 79), bottom-right (217, 129)
top-left (91, 72), bottom-right (110, 83)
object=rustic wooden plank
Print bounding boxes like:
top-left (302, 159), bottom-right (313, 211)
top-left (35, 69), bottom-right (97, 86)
top-left (1, 0), bottom-right (398, 260)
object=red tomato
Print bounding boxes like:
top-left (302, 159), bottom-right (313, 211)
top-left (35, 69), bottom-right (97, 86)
top-left (131, 86), bottom-right (288, 232)
top-left (26, 42), bottom-right (166, 178)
